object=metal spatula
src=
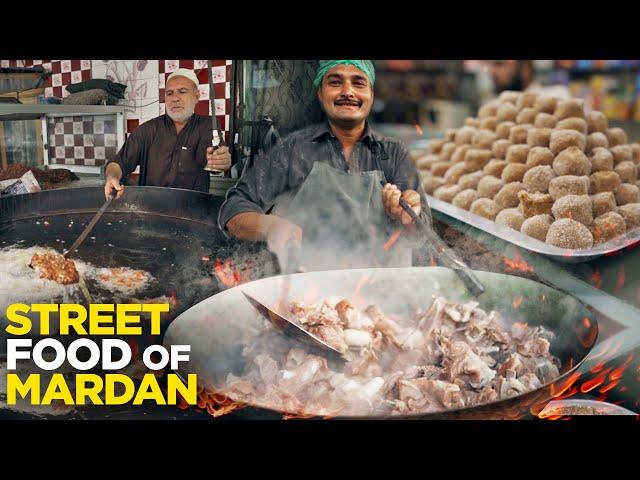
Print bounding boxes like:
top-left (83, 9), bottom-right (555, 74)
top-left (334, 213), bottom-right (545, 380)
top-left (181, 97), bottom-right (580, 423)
top-left (242, 290), bottom-right (345, 362)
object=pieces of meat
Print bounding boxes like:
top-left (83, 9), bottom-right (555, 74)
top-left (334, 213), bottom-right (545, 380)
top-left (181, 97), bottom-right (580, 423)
top-left (29, 251), bottom-right (79, 285)
top-left (222, 295), bottom-right (562, 417)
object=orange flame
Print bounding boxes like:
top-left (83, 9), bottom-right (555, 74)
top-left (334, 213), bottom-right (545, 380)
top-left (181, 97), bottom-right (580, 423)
top-left (214, 258), bottom-right (250, 288)
top-left (503, 254), bottom-right (534, 274)
top-left (430, 255), bottom-right (438, 267)
top-left (613, 267), bottom-right (625, 292)
top-left (590, 361), bottom-right (606, 374)
top-left (550, 371), bottom-right (581, 398)
top-left (580, 368), bottom-right (612, 393)
top-left (591, 270), bottom-right (602, 289)
top-left (414, 124), bottom-right (424, 136)
top-left (512, 296), bottom-right (523, 308)
top-left (599, 380), bottom-right (620, 393)
top-left (191, 386), bottom-right (246, 418)
top-left (383, 229), bottom-right (402, 251)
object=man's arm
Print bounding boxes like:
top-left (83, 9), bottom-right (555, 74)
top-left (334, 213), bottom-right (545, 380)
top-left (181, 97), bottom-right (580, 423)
top-left (103, 128), bottom-right (147, 200)
top-left (218, 142), bottom-right (299, 247)
top-left (383, 140), bottom-right (433, 228)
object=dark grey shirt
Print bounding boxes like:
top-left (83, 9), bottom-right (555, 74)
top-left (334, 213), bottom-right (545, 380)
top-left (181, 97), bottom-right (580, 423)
top-left (106, 114), bottom-right (213, 192)
top-left (218, 121), bottom-right (431, 231)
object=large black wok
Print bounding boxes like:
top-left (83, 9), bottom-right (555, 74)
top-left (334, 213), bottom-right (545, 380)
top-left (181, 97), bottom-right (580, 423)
top-left (164, 267), bottom-right (598, 419)
top-left (1, 186), bottom-right (278, 344)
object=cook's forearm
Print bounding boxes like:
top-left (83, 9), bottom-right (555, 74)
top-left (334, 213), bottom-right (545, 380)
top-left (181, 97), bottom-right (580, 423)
top-left (226, 212), bottom-right (273, 241)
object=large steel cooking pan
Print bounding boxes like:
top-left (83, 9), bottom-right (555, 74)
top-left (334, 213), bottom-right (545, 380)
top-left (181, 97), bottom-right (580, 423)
top-left (164, 267), bottom-right (598, 419)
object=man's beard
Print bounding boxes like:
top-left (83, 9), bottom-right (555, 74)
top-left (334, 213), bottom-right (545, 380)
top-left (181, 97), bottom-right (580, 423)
top-left (167, 105), bottom-right (195, 122)
top-left (495, 75), bottom-right (524, 94)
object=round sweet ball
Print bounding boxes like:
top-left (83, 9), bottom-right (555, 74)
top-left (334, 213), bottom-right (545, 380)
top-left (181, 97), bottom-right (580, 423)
top-left (591, 192), bottom-right (617, 218)
top-left (416, 154), bottom-right (441, 171)
top-left (614, 161), bottom-right (638, 183)
top-left (440, 142), bottom-right (458, 161)
top-left (611, 145), bottom-right (633, 165)
top-left (550, 129), bottom-right (587, 155)
top-left (428, 138), bottom-right (447, 154)
top-left (496, 121), bottom-right (516, 139)
top-left (518, 191), bottom-right (554, 218)
top-left (431, 161), bottom-right (453, 177)
top-left (483, 159), bottom-right (508, 178)
top-left (615, 183), bottom-right (640, 206)
top-left (458, 171), bottom-right (485, 190)
top-left (478, 100), bottom-right (500, 119)
top-left (586, 111), bottom-right (608, 133)
top-left (590, 211), bottom-right (627, 244)
top-left (526, 147), bottom-right (555, 169)
top-left (521, 214), bottom-right (554, 242)
top-left (554, 99), bottom-right (585, 120)
top-left (480, 116), bottom-right (498, 131)
top-left (516, 108), bottom-right (538, 125)
top-left (494, 181), bottom-right (526, 209)
top-left (552, 146), bottom-right (591, 176)
top-left (516, 91), bottom-right (539, 110)
top-left (423, 176), bottom-right (446, 195)
top-left (433, 184), bottom-right (462, 202)
top-left (606, 128), bottom-right (628, 147)
top-left (534, 112), bottom-right (558, 129)
top-left (472, 129), bottom-right (498, 150)
top-left (499, 90), bottom-right (522, 104)
top-left (497, 102), bottom-right (519, 122)
top-left (477, 175), bottom-right (504, 199)
top-left (464, 149), bottom-right (493, 172)
top-left (444, 162), bottom-right (469, 185)
top-left (464, 117), bottom-right (481, 128)
top-left (452, 189), bottom-right (478, 210)
top-left (551, 194), bottom-right (593, 226)
top-left (546, 218), bottom-right (594, 249)
top-left (451, 145), bottom-right (471, 164)
top-left (492, 139), bottom-right (512, 160)
top-left (617, 203), bottom-right (640, 229)
top-left (590, 171), bottom-right (622, 194)
top-left (470, 198), bottom-right (500, 220)
top-left (506, 144), bottom-right (531, 164)
top-left (590, 147), bottom-right (614, 172)
top-left (501, 163), bottom-right (528, 183)
top-left (534, 96), bottom-right (559, 115)
top-left (523, 165), bottom-right (555, 193)
top-left (586, 132), bottom-right (609, 154)
top-left (630, 143), bottom-right (640, 164)
top-left (455, 126), bottom-right (477, 145)
top-left (549, 175), bottom-right (590, 200)
top-left (526, 128), bottom-right (552, 148)
top-left (495, 208), bottom-right (526, 231)
top-left (445, 128), bottom-right (458, 142)
top-left (509, 124), bottom-right (533, 144)
top-left (556, 117), bottom-right (588, 135)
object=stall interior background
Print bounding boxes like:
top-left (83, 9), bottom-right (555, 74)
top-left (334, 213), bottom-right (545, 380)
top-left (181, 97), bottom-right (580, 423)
top-left (2, 59), bottom-right (640, 172)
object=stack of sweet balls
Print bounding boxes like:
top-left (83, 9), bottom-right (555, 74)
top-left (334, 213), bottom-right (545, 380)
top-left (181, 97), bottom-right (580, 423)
top-left (414, 91), bottom-right (640, 249)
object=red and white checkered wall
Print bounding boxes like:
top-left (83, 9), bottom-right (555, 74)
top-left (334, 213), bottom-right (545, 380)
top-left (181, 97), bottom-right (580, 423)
top-left (1, 59), bottom-right (233, 166)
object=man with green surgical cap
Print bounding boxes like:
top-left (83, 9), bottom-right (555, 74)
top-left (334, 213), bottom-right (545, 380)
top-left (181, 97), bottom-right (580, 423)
top-left (218, 60), bottom-right (433, 271)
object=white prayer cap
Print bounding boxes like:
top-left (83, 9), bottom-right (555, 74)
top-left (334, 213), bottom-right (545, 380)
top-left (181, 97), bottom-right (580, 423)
top-left (167, 68), bottom-right (200, 89)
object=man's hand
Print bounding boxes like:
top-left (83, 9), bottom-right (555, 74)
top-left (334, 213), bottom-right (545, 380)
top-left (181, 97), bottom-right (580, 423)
top-left (104, 176), bottom-right (124, 200)
top-left (206, 145), bottom-right (232, 172)
top-left (263, 215), bottom-right (303, 254)
top-left (382, 183), bottom-right (421, 225)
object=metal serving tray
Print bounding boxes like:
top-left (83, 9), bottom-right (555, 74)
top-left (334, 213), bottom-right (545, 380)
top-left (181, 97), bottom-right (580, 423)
top-left (427, 195), bottom-right (640, 263)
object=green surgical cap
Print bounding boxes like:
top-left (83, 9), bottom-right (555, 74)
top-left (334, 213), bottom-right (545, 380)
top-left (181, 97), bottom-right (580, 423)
top-left (313, 60), bottom-right (375, 88)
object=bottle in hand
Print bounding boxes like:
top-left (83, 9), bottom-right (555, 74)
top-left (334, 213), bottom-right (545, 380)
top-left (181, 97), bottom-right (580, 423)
top-left (205, 130), bottom-right (224, 176)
